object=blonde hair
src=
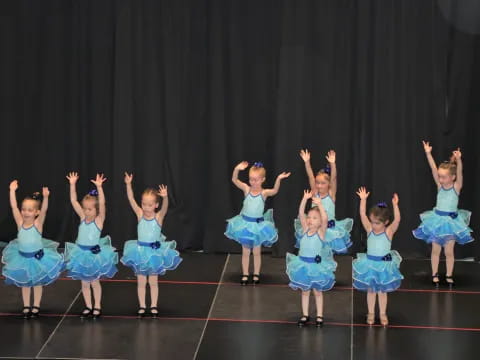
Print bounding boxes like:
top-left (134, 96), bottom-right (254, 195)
top-left (142, 188), bottom-right (159, 202)
top-left (82, 194), bottom-right (99, 212)
top-left (249, 165), bottom-right (266, 178)
top-left (438, 158), bottom-right (457, 176)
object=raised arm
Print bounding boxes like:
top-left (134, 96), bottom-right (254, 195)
top-left (300, 149), bottom-right (316, 192)
top-left (422, 141), bottom-right (440, 188)
top-left (91, 173), bottom-right (107, 225)
top-left (452, 149), bottom-right (463, 193)
top-left (9, 180), bottom-right (22, 227)
top-left (356, 187), bottom-right (372, 233)
top-left (386, 193), bottom-right (400, 238)
top-left (263, 171), bottom-right (291, 198)
top-left (66, 172), bottom-right (84, 219)
top-left (36, 187), bottom-right (50, 230)
top-left (312, 196), bottom-right (328, 238)
top-left (156, 184), bottom-right (168, 225)
top-left (298, 190), bottom-right (312, 232)
top-left (232, 161), bottom-right (250, 194)
top-left (326, 150), bottom-right (337, 200)
top-left (124, 172), bottom-right (143, 219)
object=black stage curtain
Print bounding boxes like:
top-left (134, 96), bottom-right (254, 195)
top-left (0, 0), bottom-right (479, 259)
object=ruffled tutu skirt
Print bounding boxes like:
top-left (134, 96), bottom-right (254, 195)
top-left (286, 252), bottom-right (337, 291)
top-left (225, 209), bottom-right (278, 248)
top-left (120, 238), bottom-right (182, 276)
top-left (413, 209), bottom-right (473, 246)
top-left (65, 236), bottom-right (118, 282)
top-left (352, 251), bottom-right (403, 292)
top-left (2, 239), bottom-right (64, 287)
top-left (294, 217), bottom-right (353, 253)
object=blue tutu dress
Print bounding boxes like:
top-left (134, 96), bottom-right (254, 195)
top-left (294, 194), bottom-right (352, 253)
top-left (352, 232), bottom-right (403, 292)
top-left (413, 186), bottom-right (473, 246)
top-left (2, 225), bottom-right (64, 287)
top-left (121, 217), bottom-right (182, 276)
top-left (286, 231), bottom-right (337, 291)
top-left (225, 192), bottom-right (278, 248)
top-left (65, 220), bottom-right (118, 282)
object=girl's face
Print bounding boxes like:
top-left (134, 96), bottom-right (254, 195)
top-left (369, 215), bottom-right (388, 233)
top-left (437, 168), bottom-right (455, 187)
top-left (82, 199), bottom-right (98, 221)
top-left (306, 209), bottom-right (322, 231)
top-left (141, 194), bottom-right (159, 217)
top-left (315, 174), bottom-right (330, 195)
top-left (21, 200), bottom-right (40, 223)
top-left (249, 171), bottom-right (265, 190)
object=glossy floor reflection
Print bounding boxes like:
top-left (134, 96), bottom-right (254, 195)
top-left (0, 253), bottom-right (478, 359)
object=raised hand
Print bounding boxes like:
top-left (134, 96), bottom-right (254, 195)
top-left (91, 173), bottom-right (107, 187)
top-left (356, 186), bottom-right (370, 200)
top-left (303, 189), bottom-right (313, 200)
top-left (392, 193), bottom-right (399, 205)
top-left (452, 148), bottom-right (462, 160)
top-left (42, 187), bottom-right (50, 198)
top-left (158, 184), bottom-right (168, 198)
top-left (325, 150), bottom-right (336, 164)
top-left (9, 180), bottom-right (18, 191)
top-left (422, 140), bottom-right (432, 153)
top-left (235, 161), bottom-right (249, 171)
top-left (311, 196), bottom-right (322, 207)
top-left (300, 149), bottom-right (311, 162)
top-left (124, 172), bottom-right (133, 184)
top-left (66, 172), bottom-right (79, 184)
top-left (277, 172), bottom-right (291, 180)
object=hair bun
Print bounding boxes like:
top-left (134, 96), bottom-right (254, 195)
top-left (31, 192), bottom-right (42, 200)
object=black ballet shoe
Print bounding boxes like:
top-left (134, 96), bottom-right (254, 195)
top-left (150, 307), bottom-right (159, 318)
top-left (432, 273), bottom-right (440, 288)
top-left (137, 307), bottom-right (147, 318)
top-left (30, 306), bottom-right (40, 319)
top-left (315, 316), bottom-right (324, 328)
top-left (252, 274), bottom-right (260, 285)
top-left (240, 274), bottom-right (249, 286)
top-left (21, 306), bottom-right (31, 319)
top-left (80, 307), bottom-right (92, 318)
top-left (445, 275), bottom-right (455, 289)
top-left (297, 315), bottom-right (309, 327)
top-left (92, 308), bottom-right (102, 319)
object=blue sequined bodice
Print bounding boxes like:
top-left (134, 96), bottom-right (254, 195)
top-left (76, 220), bottom-right (101, 246)
top-left (17, 225), bottom-right (42, 252)
top-left (138, 217), bottom-right (163, 243)
top-left (298, 232), bottom-right (326, 257)
top-left (312, 194), bottom-right (335, 220)
top-left (367, 232), bottom-right (391, 257)
top-left (435, 187), bottom-right (459, 212)
top-left (240, 193), bottom-right (265, 218)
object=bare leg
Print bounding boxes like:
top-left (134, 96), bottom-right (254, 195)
top-left (252, 246), bottom-right (262, 275)
top-left (21, 287), bottom-right (31, 308)
top-left (148, 275), bottom-right (159, 314)
top-left (366, 291), bottom-right (376, 324)
top-left (301, 290), bottom-right (310, 316)
top-left (32, 286), bottom-right (43, 308)
top-left (313, 290), bottom-right (324, 317)
top-left (241, 246), bottom-right (251, 281)
top-left (444, 240), bottom-right (455, 285)
top-left (81, 280), bottom-right (93, 309)
top-left (137, 275), bottom-right (147, 314)
top-left (431, 242), bottom-right (442, 281)
top-left (378, 292), bottom-right (389, 326)
top-left (91, 280), bottom-right (102, 309)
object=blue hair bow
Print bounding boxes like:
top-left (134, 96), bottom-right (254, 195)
top-left (376, 202), bottom-right (387, 208)
top-left (88, 189), bottom-right (99, 196)
top-left (322, 165), bottom-right (331, 175)
top-left (253, 162), bottom-right (264, 168)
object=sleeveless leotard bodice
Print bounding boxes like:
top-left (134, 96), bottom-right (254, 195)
top-left (240, 193), bottom-right (265, 218)
top-left (138, 217), bottom-right (163, 243)
top-left (17, 226), bottom-right (43, 253)
top-left (76, 220), bottom-right (102, 246)
top-left (299, 232), bottom-right (326, 257)
top-left (367, 232), bottom-right (392, 257)
top-left (435, 187), bottom-right (459, 212)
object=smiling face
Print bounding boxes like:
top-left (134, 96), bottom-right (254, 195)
top-left (141, 193), bottom-right (159, 217)
top-left (82, 198), bottom-right (98, 221)
top-left (306, 208), bottom-right (322, 232)
top-left (248, 168), bottom-right (265, 191)
top-left (315, 173), bottom-right (330, 195)
top-left (437, 167), bottom-right (456, 187)
top-left (21, 199), bottom-right (40, 223)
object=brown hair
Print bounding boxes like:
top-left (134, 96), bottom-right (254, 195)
top-left (368, 205), bottom-right (391, 223)
top-left (142, 188), bottom-right (159, 202)
top-left (438, 158), bottom-right (457, 176)
top-left (23, 192), bottom-right (42, 210)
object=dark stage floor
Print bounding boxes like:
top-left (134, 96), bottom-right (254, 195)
top-left (0, 253), bottom-right (478, 360)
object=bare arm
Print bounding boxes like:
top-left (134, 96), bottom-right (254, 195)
top-left (232, 161), bottom-right (250, 195)
top-left (35, 187), bottom-right (50, 230)
top-left (452, 149), bottom-right (463, 193)
top-left (9, 180), bottom-right (22, 227)
top-left (66, 172), bottom-right (84, 219)
top-left (156, 185), bottom-right (168, 225)
top-left (300, 149), bottom-right (316, 192)
top-left (356, 187), bottom-right (372, 233)
top-left (326, 150), bottom-right (337, 200)
top-left (312, 196), bottom-right (328, 239)
top-left (423, 141), bottom-right (440, 188)
top-left (298, 190), bottom-right (312, 232)
top-left (263, 172), bottom-right (291, 198)
top-left (386, 193), bottom-right (400, 238)
top-left (91, 173), bottom-right (107, 226)
top-left (124, 172), bottom-right (143, 219)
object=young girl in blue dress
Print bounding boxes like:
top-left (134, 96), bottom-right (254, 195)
top-left (353, 187), bottom-right (403, 326)
top-left (413, 142), bottom-right (473, 288)
top-left (2, 181), bottom-right (64, 318)
top-left (295, 149), bottom-right (352, 253)
top-left (225, 161), bottom-right (290, 285)
top-left (65, 172), bottom-right (118, 319)
top-left (286, 190), bottom-right (337, 327)
top-left (121, 173), bottom-right (182, 317)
